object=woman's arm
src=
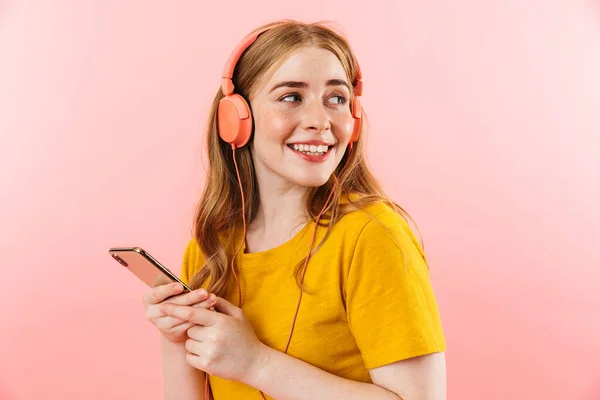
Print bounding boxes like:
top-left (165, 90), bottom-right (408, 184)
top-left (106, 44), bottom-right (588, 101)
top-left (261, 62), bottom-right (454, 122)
top-left (246, 343), bottom-right (446, 400)
top-left (161, 336), bottom-right (206, 400)
top-left (370, 352), bottom-right (446, 400)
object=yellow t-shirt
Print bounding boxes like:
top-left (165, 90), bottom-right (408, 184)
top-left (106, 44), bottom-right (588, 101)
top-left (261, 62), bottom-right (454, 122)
top-left (180, 200), bottom-right (446, 399)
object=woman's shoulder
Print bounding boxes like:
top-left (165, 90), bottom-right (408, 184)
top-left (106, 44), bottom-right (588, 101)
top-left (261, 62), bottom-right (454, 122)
top-left (183, 235), bottom-right (201, 260)
top-left (182, 229), bottom-right (233, 262)
top-left (336, 193), bottom-right (424, 255)
top-left (336, 194), bottom-right (428, 271)
top-left (181, 236), bottom-right (203, 281)
top-left (338, 193), bottom-right (412, 233)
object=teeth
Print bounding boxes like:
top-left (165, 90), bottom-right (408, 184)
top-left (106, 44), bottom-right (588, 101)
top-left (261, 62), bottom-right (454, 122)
top-left (291, 144), bottom-right (329, 151)
top-left (290, 143), bottom-right (330, 156)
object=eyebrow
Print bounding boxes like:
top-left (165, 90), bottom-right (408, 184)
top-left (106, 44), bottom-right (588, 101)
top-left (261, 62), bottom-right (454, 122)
top-left (268, 79), bottom-right (350, 93)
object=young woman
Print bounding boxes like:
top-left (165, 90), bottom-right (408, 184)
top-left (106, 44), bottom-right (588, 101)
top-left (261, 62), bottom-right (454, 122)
top-left (142, 19), bottom-right (446, 400)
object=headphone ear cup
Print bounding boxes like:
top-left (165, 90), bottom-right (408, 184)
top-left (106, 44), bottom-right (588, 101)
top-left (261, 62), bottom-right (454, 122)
top-left (349, 96), bottom-right (362, 144)
top-left (217, 94), bottom-right (253, 148)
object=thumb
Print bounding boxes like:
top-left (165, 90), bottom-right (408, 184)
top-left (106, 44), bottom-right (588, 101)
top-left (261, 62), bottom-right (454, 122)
top-left (213, 296), bottom-right (242, 317)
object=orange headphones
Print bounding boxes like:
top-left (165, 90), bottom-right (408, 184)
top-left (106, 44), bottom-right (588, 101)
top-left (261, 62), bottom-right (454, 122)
top-left (205, 24), bottom-right (364, 400)
top-left (217, 24), bottom-right (364, 149)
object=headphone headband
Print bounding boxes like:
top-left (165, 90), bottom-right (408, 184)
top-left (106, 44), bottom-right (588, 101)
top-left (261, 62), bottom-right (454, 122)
top-left (222, 26), bottom-right (276, 81)
top-left (221, 24), bottom-right (363, 97)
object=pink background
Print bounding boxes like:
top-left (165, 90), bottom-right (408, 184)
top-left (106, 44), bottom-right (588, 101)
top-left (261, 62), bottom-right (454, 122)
top-left (1, 1), bottom-right (599, 399)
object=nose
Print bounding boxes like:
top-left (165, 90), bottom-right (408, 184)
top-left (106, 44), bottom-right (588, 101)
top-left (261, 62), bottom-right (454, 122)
top-left (301, 99), bottom-right (330, 133)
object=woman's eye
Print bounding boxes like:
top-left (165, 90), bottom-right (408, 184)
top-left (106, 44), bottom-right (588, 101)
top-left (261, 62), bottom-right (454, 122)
top-left (280, 94), bottom-right (301, 102)
top-left (329, 96), bottom-right (348, 105)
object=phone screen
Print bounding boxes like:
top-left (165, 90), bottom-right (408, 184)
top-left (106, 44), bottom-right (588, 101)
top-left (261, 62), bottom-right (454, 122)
top-left (109, 247), bottom-right (192, 292)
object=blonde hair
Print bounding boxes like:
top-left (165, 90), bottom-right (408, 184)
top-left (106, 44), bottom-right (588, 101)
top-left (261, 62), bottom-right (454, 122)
top-left (189, 19), bottom-right (421, 295)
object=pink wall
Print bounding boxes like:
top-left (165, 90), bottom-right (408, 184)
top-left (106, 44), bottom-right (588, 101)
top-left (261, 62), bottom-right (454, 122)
top-left (1, 1), bottom-right (599, 399)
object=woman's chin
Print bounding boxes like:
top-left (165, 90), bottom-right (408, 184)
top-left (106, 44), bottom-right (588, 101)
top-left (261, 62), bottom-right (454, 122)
top-left (290, 173), bottom-right (332, 188)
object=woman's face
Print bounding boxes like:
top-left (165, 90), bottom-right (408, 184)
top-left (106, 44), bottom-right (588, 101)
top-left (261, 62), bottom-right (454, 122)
top-left (248, 46), bottom-right (354, 190)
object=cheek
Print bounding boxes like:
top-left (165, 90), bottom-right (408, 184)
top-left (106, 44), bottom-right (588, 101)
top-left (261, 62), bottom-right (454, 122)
top-left (255, 108), bottom-right (295, 142)
top-left (335, 113), bottom-right (355, 143)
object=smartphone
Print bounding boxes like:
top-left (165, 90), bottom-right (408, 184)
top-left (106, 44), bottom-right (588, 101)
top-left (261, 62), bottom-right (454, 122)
top-left (108, 247), bottom-right (192, 292)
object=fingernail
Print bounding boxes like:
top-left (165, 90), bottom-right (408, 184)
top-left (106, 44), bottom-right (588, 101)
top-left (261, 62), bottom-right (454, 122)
top-left (173, 283), bottom-right (181, 291)
top-left (198, 289), bottom-right (207, 296)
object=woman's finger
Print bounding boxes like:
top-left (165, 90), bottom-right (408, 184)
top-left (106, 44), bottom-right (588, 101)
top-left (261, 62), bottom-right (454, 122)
top-left (164, 320), bottom-right (196, 336)
top-left (164, 288), bottom-right (209, 306)
top-left (192, 295), bottom-right (217, 311)
top-left (160, 303), bottom-right (219, 326)
top-left (186, 324), bottom-right (212, 342)
top-left (148, 295), bottom-right (216, 319)
top-left (152, 315), bottom-right (187, 329)
top-left (143, 282), bottom-right (184, 306)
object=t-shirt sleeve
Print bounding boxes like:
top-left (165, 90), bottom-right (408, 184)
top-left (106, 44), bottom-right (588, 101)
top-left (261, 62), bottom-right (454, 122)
top-left (345, 211), bottom-right (446, 370)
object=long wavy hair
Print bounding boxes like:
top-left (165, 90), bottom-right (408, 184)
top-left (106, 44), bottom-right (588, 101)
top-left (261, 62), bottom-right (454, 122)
top-left (188, 19), bottom-right (422, 296)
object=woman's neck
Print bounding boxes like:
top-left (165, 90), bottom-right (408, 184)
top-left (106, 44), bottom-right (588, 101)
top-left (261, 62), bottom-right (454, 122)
top-left (245, 185), bottom-right (310, 253)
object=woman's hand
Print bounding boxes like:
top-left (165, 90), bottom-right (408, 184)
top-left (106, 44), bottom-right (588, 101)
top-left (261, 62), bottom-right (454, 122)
top-left (160, 297), bottom-right (266, 383)
top-left (142, 282), bottom-right (217, 344)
